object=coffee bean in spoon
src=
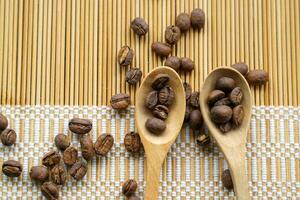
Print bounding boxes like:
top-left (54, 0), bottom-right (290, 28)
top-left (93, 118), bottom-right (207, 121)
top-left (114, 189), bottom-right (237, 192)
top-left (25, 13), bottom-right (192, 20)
top-left (145, 117), bottom-right (166, 134)
top-left (210, 105), bottom-right (233, 124)
top-left (232, 105), bottom-right (244, 126)
top-left (214, 97), bottom-right (232, 107)
top-left (207, 90), bottom-right (225, 105)
top-left (229, 87), bottom-right (243, 106)
top-left (145, 91), bottom-right (158, 109)
top-left (158, 86), bottom-right (175, 106)
top-left (215, 77), bottom-right (236, 92)
top-left (219, 122), bottom-right (232, 133)
top-left (152, 105), bottom-right (169, 120)
top-left (151, 74), bottom-right (170, 90)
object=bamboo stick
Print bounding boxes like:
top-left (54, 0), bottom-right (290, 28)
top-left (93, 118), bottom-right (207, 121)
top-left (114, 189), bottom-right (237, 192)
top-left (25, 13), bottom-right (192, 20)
top-left (2, 0), bottom-right (9, 105)
top-left (93, 0), bottom-right (98, 105)
top-left (50, 0), bottom-right (57, 105)
top-left (60, 0), bottom-right (66, 105)
top-left (83, 0), bottom-right (89, 105)
top-left (65, 0), bottom-right (71, 105)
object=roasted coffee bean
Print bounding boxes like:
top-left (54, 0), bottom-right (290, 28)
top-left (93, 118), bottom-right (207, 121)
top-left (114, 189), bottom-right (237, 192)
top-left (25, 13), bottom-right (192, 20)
top-left (50, 164), bottom-right (66, 185)
top-left (196, 134), bottom-right (210, 146)
top-left (30, 166), bottom-right (49, 182)
top-left (190, 110), bottom-right (203, 129)
top-left (180, 57), bottom-right (195, 72)
top-left (0, 128), bottom-right (16, 146)
top-left (219, 122), bottom-right (232, 133)
top-left (151, 42), bottom-right (172, 57)
top-left (229, 87), bottom-right (243, 106)
top-left (214, 97), bottom-right (232, 107)
top-left (2, 160), bottom-right (22, 177)
top-left (190, 91), bottom-right (200, 108)
top-left (126, 68), bottom-right (143, 85)
top-left (232, 105), bottom-right (244, 126)
top-left (69, 160), bottom-right (88, 180)
top-left (215, 77), bottom-right (236, 92)
top-left (151, 74), bottom-right (170, 90)
top-left (63, 146), bottom-right (78, 166)
top-left (110, 93), bottom-right (131, 110)
top-left (164, 56), bottom-right (181, 72)
top-left (158, 86), bottom-right (175, 106)
top-left (0, 113), bottom-right (8, 131)
top-left (246, 70), bottom-right (269, 85)
top-left (152, 105), bottom-right (169, 120)
top-left (183, 82), bottom-right (192, 101)
top-left (211, 105), bottom-right (233, 124)
top-left (145, 91), bottom-right (158, 109)
top-left (94, 134), bottom-right (114, 156)
top-left (145, 117), bottom-right (166, 134)
top-left (176, 13), bottom-right (191, 32)
top-left (124, 131), bottom-right (142, 153)
top-left (69, 118), bottom-right (92, 135)
top-left (131, 17), bottom-right (149, 36)
top-left (184, 105), bottom-right (192, 122)
top-left (128, 194), bottom-right (141, 200)
top-left (41, 182), bottom-right (59, 200)
top-left (165, 25), bottom-right (181, 45)
top-left (222, 169), bottom-right (233, 190)
top-left (231, 62), bottom-right (248, 75)
top-left (207, 90), bottom-right (225, 105)
top-left (191, 8), bottom-right (205, 29)
top-left (122, 179), bottom-right (138, 196)
top-left (118, 46), bottom-right (134, 66)
top-left (80, 134), bottom-right (95, 161)
top-left (42, 151), bottom-right (61, 167)
top-left (54, 134), bottom-right (70, 150)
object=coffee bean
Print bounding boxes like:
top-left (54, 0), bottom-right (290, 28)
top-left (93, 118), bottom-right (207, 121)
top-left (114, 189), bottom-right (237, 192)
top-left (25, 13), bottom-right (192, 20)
top-left (246, 70), bottom-right (269, 85)
top-left (216, 77), bottom-right (236, 92)
top-left (214, 97), bottom-right (232, 107)
top-left (151, 74), bottom-right (170, 90)
top-left (229, 87), bottom-right (243, 106)
top-left (189, 110), bottom-right (203, 129)
top-left (184, 105), bottom-right (193, 122)
top-left (145, 117), bottom-right (166, 134)
top-left (126, 68), bottom-right (142, 85)
top-left (191, 8), bottom-right (205, 29)
top-left (145, 91), bottom-right (158, 109)
top-left (183, 82), bottom-right (192, 101)
top-left (128, 194), bottom-right (141, 200)
top-left (0, 128), bottom-right (16, 146)
top-left (2, 160), bottom-right (22, 177)
top-left (176, 13), bottom-right (191, 32)
top-left (152, 105), bottom-right (169, 120)
top-left (69, 118), bottom-right (92, 135)
top-left (222, 169), bottom-right (233, 190)
top-left (118, 46), bottom-right (134, 66)
top-left (69, 160), bottom-right (88, 180)
top-left (164, 56), bottom-right (181, 71)
top-left (41, 182), bottom-right (59, 200)
top-left (94, 134), bottom-right (114, 156)
top-left (219, 122), bottom-right (232, 133)
top-left (158, 86), bottom-right (175, 106)
top-left (190, 91), bottom-right (200, 108)
top-left (196, 134), bottom-right (210, 146)
top-left (231, 62), bottom-right (248, 75)
top-left (30, 166), bottom-right (49, 182)
top-left (50, 164), bottom-right (67, 185)
top-left (124, 131), bottom-right (142, 153)
top-left (165, 25), bottom-right (181, 45)
top-left (42, 151), bottom-right (61, 167)
top-left (207, 90), bottom-right (225, 105)
top-left (151, 42), bottom-right (172, 57)
top-left (0, 113), bottom-right (8, 131)
top-left (110, 93), bottom-right (130, 110)
top-left (63, 146), bottom-right (78, 166)
top-left (131, 17), bottom-right (149, 36)
top-left (54, 134), bottom-right (70, 150)
top-left (211, 105), bottom-right (233, 124)
top-left (122, 179), bottom-right (138, 196)
top-left (80, 134), bottom-right (95, 161)
top-left (232, 105), bottom-right (244, 126)
top-left (180, 57), bottom-right (195, 72)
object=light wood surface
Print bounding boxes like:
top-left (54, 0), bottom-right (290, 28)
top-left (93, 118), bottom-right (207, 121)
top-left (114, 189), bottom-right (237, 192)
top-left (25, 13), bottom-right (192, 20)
top-left (200, 67), bottom-right (252, 200)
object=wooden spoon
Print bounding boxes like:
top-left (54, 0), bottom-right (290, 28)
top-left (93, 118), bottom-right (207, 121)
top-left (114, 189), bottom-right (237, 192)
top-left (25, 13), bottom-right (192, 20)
top-left (199, 67), bottom-right (252, 200)
top-left (135, 66), bottom-right (186, 200)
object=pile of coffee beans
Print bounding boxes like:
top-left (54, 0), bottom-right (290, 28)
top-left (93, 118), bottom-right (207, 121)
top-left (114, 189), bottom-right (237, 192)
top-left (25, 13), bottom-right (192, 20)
top-left (122, 179), bottom-right (141, 200)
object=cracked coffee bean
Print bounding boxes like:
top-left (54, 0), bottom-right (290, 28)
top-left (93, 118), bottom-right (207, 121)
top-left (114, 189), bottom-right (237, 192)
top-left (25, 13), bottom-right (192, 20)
top-left (152, 105), bottom-right (169, 120)
top-left (69, 118), bottom-right (92, 135)
top-left (0, 128), bottom-right (16, 146)
top-left (158, 86), bottom-right (175, 106)
top-left (131, 17), bottom-right (149, 36)
top-left (118, 46), bottom-right (134, 66)
top-left (110, 93), bottom-right (130, 110)
top-left (54, 134), bottom-right (70, 150)
top-left (69, 160), bottom-right (88, 180)
top-left (151, 74), bottom-right (170, 90)
top-left (94, 134), bottom-right (114, 156)
top-left (151, 42), bottom-right (172, 57)
top-left (2, 160), bottom-right (22, 177)
top-left (246, 70), bottom-right (269, 86)
top-left (145, 117), bottom-right (166, 134)
top-left (191, 8), bottom-right (205, 29)
top-left (165, 25), bottom-right (181, 45)
top-left (229, 87), bottom-right (243, 106)
top-left (180, 57), bottom-right (195, 72)
top-left (42, 151), bottom-right (61, 167)
top-left (63, 146), bottom-right (78, 166)
top-left (50, 164), bottom-right (66, 185)
top-left (207, 90), bottom-right (225, 105)
top-left (122, 179), bottom-right (138, 196)
top-left (41, 182), bottom-right (59, 200)
top-left (232, 105), bottom-right (244, 126)
top-left (164, 56), bottom-right (181, 72)
top-left (216, 77), bottom-right (236, 92)
top-left (145, 91), bottom-right (158, 109)
top-left (231, 62), bottom-right (248, 75)
top-left (124, 131), bottom-right (142, 153)
top-left (176, 13), bottom-right (191, 32)
top-left (30, 166), bottom-right (49, 182)
top-left (0, 113), bottom-right (8, 131)
top-left (190, 91), bottom-right (200, 108)
top-left (189, 110), bottom-right (203, 130)
top-left (219, 122), bottom-right (232, 133)
top-left (211, 105), bottom-right (233, 124)
top-left (80, 134), bottom-right (95, 161)
top-left (126, 68), bottom-right (142, 85)
top-left (222, 169), bottom-right (233, 190)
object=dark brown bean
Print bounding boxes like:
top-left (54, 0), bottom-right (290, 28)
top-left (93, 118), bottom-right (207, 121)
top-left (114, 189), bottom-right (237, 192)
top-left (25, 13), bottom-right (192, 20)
top-left (63, 146), bottom-right (78, 166)
top-left (30, 166), bottom-right (49, 182)
top-left (69, 118), bottom-right (92, 135)
top-left (50, 164), bottom-right (67, 185)
top-left (211, 105), bottom-right (233, 124)
top-left (128, 194), bottom-right (141, 200)
top-left (215, 77), bottom-right (236, 92)
top-left (110, 93), bottom-right (131, 110)
top-left (151, 42), bottom-right (172, 57)
top-left (54, 134), bottom-right (70, 150)
top-left (164, 56), bottom-right (181, 71)
top-left (246, 70), bottom-right (269, 85)
top-left (183, 82), bottom-right (192, 101)
top-left (41, 182), bottom-right (59, 200)
top-left (122, 179), bottom-right (138, 196)
top-left (191, 8), bottom-right (205, 29)
top-left (0, 128), bottom-right (17, 146)
top-left (207, 90), bottom-right (225, 105)
top-left (222, 169), bottom-right (233, 190)
top-left (232, 105), bottom-right (244, 126)
top-left (184, 105), bottom-right (193, 122)
top-left (145, 91), bottom-right (158, 109)
top-left (214, 97), bottom-right (232, 107)
top-left (231, 62), bottom-right (248, 75)
top-left (152, 105), bottom-right (169, 120)
top-left (124, 131), bottom-right (142, 153)
top-left (180, 57), bottom-right (195, 72)
top-left (165, 25), bottom-right (181, 45)
top-left (176, 13), bottom-right (191, 32)
top-left (2, 160), bottom-right (22, 177)
top-left (189, 110), bottom-right (203, 129)
top-left (80, 134), bottom-right (95, 161)
top-left (42, 151), bottom-right (61, 167)
top-left (118, 46), bottom-right (134, 66)
top-left (158, 86), bottom-right (175, 106)
top-left (229, 87), bottom-right (243, 106)
top-left (219, 122), bottom-right (232, 133)
top-left (69, 160), bottom-right (88, 180)
top-left (126, 68), bottom-right (143, 85)
top-left (151, 74), bottom-right (170, 90)
top-left (196, 134), bottom-right (210, 146)
top-left (94, 134), bottom-right (114, 156)
top-left (0, 113), bottom-right (8, 131)
top-left (190, 91), bottom-right (200, 108)
top-left (130, 18), bottom-right (149, 36)
top-left (145, 117), bottom-right (166, 134)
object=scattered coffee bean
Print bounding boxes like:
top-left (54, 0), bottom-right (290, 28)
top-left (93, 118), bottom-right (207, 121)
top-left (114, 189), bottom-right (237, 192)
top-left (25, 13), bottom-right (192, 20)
top-left (180, 57), bottom-right (195, 72)
top-left (158, 86), bottom-right (175, 106)
top-left (191, 8), bottom-right (205, 29)
top-left (145, 91), bottom-right (158, 109)
top-left (164, 56), bottom-right (181, 71)
top-left (124, 131), bottom-right (142, 153)
top-left (207, 90), bottom-right (225, 105)
top-left (69, 118), bottom-right (92, 135)
top-left (216, 77), bottom-right (236, 92)
top-left (145, 117), bottom-right (166, 134)
top-left (118, 46), bottom-right (134, 66)
top-left (2, 160), bottom-right (22, 177)
top-left (229, 87), bottom-right (243, 106)
top-left (196, 134), bottom-right (210, 146)
top-left (128, 194), bottom-right (141, 200)
top-left (214, 97), bottom-right (232, 107)
top-left (176, 13), bottom-right (191, 32)
top-left (50, 164), bottom-right (67, 185)
top-left (222, 169), bottom-right (233, 190)
top-left (211, 105), bottom-right (233, 124)
top-left (183, 82), bottom-right (192, 101)
top-left (131, 17), bottom-right (149, 36)
top-left (42, 151), bottom-right (61, 167)
top-left (184, 105), bottom-right (192, 122)
top-left (231, 62), bottom-right (248, 75)
top-left (54, 134), bottom-right (70, 150)
top-left (151, 42), bottom-right (172, 57)
top-left (30, 166), bottom-right (49, 182)
top-left (126, 68), bottom-right (143, 85)
top-left (219, 122), bottom-right (232, 133)
top-left (69, 160), bottom-right (88, 180)
top-left (165, 25), bottom-right (181, 45)
top-left (0, 128), bottom-right (16, 146)
top-left (232, 105), bottom-right (244, 126)
top-left (63, 146), bottom-right (78, 166)
top-left (190, 91), bottom-right (200, 108)
top-left (152, 105), bottom-right (169, 120)
top-left (151, 74), bottom-right (170, 90)
top-left (246, 69), bottom-right (269, 85)
top-left (110, 93), bottom-right (131, 110)
top-left (41, 182), bottom-right (59, 200)
top-left (0, 113), bottom-right (8, 131)
top-left (189, 110), bottom-right (203, 129)
top-left (122, 179), bottom-right (138, 196)
top-left (94, 134), bottom-right (114, 156)
top-left (80, 134), bottom-right (95, 161)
